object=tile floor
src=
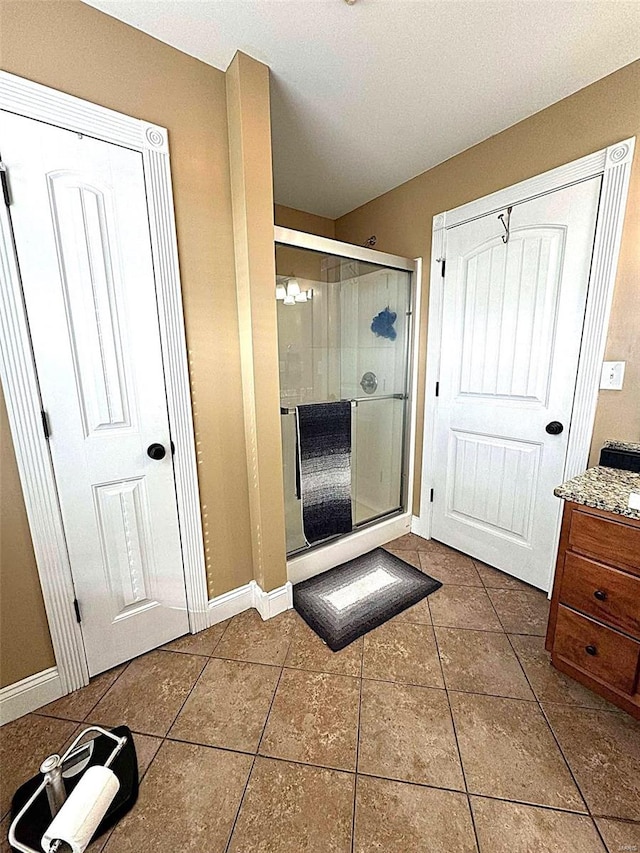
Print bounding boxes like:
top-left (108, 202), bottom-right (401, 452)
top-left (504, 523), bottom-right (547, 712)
top-left (2, 535), bottom-right (639, 852)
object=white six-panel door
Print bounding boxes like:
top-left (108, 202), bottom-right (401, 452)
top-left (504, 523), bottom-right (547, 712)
top-left (2, 112), bottom-right (189, 674)
top-left (432, 178), bottom-right (602, 590)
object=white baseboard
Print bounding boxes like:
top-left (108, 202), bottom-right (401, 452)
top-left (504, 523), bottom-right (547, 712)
top-left (253, 580), bottom-right (293, 620)
top-left (1, 579), bottom-right (292, 727)
top-left (287, 512), bottom-right (412, 585)
top-left (411, 512), bottom-right (431, 539)
top-left (207, 579), bottom-right (293, 626)
top-left (0, 667), bottom-right (62, 727)
top-left (207, 582), bottom-right (255, 625)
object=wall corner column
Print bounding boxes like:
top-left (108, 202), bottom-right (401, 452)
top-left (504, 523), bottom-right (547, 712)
top-left (225, 51), bottom-right (287, 593)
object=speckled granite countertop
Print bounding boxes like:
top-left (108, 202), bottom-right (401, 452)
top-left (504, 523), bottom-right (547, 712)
top-left (555, 465), bottom-right (640, 520)
top-left (603, 439), bottom-right (640, 454)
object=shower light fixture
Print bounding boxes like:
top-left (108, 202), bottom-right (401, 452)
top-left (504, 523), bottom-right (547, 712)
top-left (276, 277), bottom-right (313, 305)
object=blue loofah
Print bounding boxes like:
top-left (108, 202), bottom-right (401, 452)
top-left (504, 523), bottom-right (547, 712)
top-left (371, 306), bottom-right (397, 340)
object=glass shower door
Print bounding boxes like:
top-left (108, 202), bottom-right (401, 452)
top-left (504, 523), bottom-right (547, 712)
top-left (275, 241), bottom-right (412, 555)
top-left (339, 259), bottom-right (410, 525)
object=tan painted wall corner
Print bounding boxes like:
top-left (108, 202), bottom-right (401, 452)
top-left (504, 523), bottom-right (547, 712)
top-left (274, 204), bottom-right (336, 239)
top-left (226, 52), bottom-right (287, 593)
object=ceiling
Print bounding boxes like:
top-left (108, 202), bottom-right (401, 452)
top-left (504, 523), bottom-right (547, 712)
top-left (84, 0), bottom-right (640, 219)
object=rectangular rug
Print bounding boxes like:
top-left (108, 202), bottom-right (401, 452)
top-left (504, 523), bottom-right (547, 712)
top-left (296, 401), bottom-right (353, 544)
top-left (293, 547), bottom-right (442, 650)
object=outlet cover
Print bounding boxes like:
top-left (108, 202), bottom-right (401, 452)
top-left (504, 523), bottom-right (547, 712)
top-left (600, 361), bottom-right (625, 390)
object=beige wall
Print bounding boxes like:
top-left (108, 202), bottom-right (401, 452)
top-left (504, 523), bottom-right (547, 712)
top-left (0, 0), bottom-right (255, 684)
top-left (0, 391), bottom-right (55, 687)
top-left (335, 60), bottom-right (640, 510)
top-left (275, 204), bottom-right (336, 239)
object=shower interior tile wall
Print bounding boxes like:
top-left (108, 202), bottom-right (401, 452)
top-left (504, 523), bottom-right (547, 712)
top-left (278, 257), bottom-right (408, 551)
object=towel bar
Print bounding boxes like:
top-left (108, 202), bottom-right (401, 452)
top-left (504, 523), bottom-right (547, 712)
top-left (280, 393), bottom-right (406, 415)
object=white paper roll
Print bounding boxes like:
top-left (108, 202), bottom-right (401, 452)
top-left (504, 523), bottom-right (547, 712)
top-left (42, 765), bottom-right (120, 853)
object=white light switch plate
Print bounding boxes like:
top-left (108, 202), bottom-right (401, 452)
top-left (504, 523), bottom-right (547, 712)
top-left (629, 492), bottom-right (640, 511)
top-left (600, 361), bottom-right (625, 390)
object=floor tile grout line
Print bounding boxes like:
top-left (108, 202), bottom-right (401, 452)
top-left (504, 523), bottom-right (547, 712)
top-left (501, 630), bottom-right (608, 836)
top-left (5, 730), bottom-right (637, 839)
top-left (536, 700), bottom-right (615, 852)
top-left (169, 612), bottom-right (293, 746)
top-left (78, 661), bottom-right (133, 722)
top-left (431, 624), bottom-right (546, 636)
top-left (481, 585), bottom-right (509, 634)
top-left (432, 624), bottom-right (482, 853)
top-left (350, 635), bottom-right (365, 853)
top-left (356, 674), bottom-right (523, 700)
top-left (207, 615), bottom-right (234, 657)
top-left (153, 647), bottom-right (211, 658)
top-left (224, 619), bottom-right (297, 848)
top-left (31, 690), bottom-right (634, 825)
top-left (224, 662), bottom-right (288, 853)
top-left (159, 653), bottom-right (209, 742)
top-left (52, 624), bottom-right (233, 725)
top-left (35, 660), bottom-right (133, 727)
top-left (102, 733), bottom-right (170, 852)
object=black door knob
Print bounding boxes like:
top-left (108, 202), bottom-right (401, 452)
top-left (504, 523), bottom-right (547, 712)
top-left (147, 443), bottom-right (166, 460)
top-left (585, 644), bottom-right (598, 656)
top-left (546, 421), bottom-right (564, 435)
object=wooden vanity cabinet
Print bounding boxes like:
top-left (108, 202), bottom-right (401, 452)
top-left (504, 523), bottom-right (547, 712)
top-left (546, 501), bottom-right (640, 719)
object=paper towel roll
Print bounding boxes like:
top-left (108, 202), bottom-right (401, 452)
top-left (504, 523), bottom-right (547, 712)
top-left (42, 765), bottom-right (120, 853)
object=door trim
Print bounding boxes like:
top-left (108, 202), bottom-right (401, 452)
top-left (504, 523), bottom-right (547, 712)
top-left (414, 138), bottom-right (635, 587)
top-left (0, 71), bottom-right (209, 694)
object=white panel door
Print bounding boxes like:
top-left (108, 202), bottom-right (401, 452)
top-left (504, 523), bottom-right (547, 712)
top-left (1, 112), bottom-right (189, 674)
top-left (432, 178), bottom-right (602, 590)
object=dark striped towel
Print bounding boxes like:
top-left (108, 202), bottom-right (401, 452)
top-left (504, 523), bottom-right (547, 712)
top-left (296, 402), bottom-right (353, 544)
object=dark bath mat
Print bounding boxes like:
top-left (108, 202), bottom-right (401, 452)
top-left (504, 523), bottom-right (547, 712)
top-left (293, 547), bottom-right (442, 651)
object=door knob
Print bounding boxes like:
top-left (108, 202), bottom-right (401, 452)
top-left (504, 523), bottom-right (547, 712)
top-left (545, 421), bottom-right (564, 435)
top-left (147, 443), bottom-right (166, 460)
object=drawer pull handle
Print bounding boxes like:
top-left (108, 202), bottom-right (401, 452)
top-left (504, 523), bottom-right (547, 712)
top-left (593, 589), bottom-right (607, 602)
top-left (585, 644), bottom-right (598, 656)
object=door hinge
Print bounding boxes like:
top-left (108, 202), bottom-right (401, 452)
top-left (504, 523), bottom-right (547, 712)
top-left (430, 488), bottom-right (434, 503)
top-left (41, 410), bottom-right (51, 439)
top-left (440, 258), bottom-right (446, 277)
top-left (0, 162), bottom-right (11, 206)
top-left (435, 381), bottom-right (440, 397)
top-left (73, 598), bottom-right (82, 624)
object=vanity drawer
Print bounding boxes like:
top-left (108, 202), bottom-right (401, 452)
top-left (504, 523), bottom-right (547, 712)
top-left (568, 510), bottom-right (640, 575)
top-left (553, 605), bottom-right (640, 695)
top-left (560, 552), bottom-right (640, 639)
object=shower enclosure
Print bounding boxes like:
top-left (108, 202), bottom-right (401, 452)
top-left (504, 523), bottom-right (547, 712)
top-left (275, 227), bottom-right (417, 559)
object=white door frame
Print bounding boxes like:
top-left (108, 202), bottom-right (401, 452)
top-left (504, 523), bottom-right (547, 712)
top-left (0, 71), bottom-right (209, 694)
top-left (414, 138), bottom-right (636, 571)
